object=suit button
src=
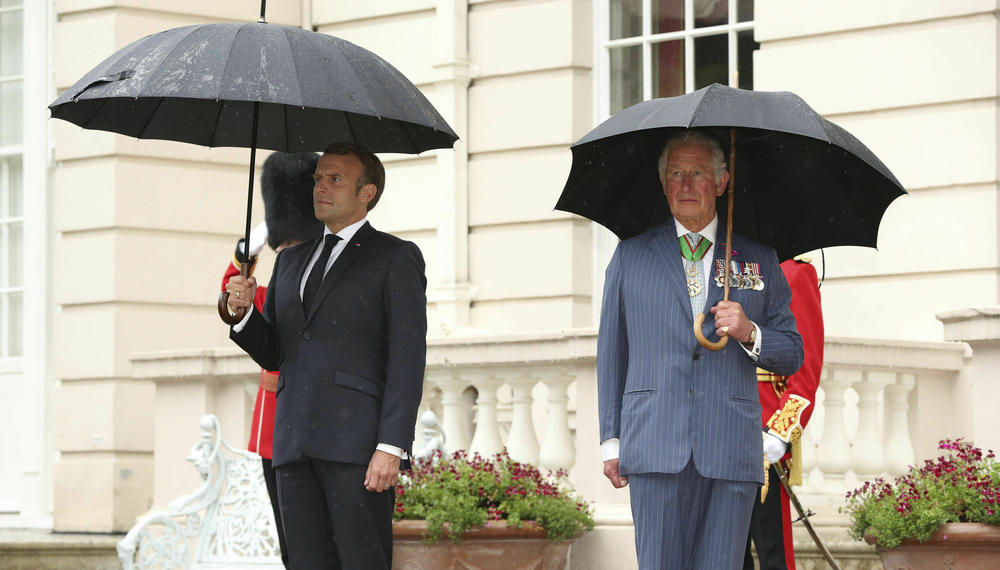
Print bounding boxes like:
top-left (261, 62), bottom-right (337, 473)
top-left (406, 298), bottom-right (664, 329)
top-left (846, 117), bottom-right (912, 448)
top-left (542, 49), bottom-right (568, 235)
top-left (693, 353), bottom-right (700, 360)
top-left (303, 332), bottom-right (311, 341)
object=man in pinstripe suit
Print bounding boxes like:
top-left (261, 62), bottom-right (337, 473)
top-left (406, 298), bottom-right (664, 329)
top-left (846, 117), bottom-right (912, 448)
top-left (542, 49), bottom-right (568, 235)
top-left (598, 130), bottom-right (803, 569)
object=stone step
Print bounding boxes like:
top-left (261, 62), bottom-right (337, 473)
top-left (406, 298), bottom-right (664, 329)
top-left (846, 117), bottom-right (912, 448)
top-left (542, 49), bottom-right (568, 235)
top-left (0, 530), bottom-right (122, 570)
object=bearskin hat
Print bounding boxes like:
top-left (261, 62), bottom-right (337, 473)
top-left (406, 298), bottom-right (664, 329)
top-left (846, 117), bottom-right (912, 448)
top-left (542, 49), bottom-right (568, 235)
top-left (261, 152), bottom-right (323, 250)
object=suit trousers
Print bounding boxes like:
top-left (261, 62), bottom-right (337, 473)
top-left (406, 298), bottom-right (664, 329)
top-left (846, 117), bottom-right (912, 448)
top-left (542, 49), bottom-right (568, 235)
top-left (276, 456), bottom-right (394, 570)
top-left (744, 464), bottom-right (792, 569)
top-left (261, 458), bottom-right (290, 568)
top-left (630, 458), bottom-right (756, 569)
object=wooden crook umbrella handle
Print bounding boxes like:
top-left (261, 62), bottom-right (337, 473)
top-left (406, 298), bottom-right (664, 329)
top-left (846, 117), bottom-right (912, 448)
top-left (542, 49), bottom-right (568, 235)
top-left (694, 313), bottom-right (729, 350)
top-left (694, 127), bottom-right (737, 352)
top-left (217, 261), bottom-right (250, 325)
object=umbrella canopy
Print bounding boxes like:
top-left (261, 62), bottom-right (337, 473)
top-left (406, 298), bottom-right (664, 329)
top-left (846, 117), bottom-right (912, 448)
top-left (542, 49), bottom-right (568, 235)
top-left (556, 83), bottom-right (905, 261)
top-left (49, 20), bottom-right (458, 325)
top-left (49, 22), bottom-right (458, 153)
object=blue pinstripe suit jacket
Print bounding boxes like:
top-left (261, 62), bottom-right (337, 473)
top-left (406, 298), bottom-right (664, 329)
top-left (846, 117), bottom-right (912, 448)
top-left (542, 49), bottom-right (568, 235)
top-left (597, 220), bottom-right (803, 484)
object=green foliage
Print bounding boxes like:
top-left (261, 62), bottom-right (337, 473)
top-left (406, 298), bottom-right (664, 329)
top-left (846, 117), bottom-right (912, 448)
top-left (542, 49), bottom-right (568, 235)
top-left (841, 439), bottom-right (1000, 549)
top-left (394, 449), bottom-right (595, 544)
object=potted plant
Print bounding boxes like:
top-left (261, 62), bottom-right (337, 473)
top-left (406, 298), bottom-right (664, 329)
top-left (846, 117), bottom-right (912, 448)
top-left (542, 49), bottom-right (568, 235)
top-left (841, 438), bottom-right (1000, 569)
top-left (392, 449), bottom-right (594, 569)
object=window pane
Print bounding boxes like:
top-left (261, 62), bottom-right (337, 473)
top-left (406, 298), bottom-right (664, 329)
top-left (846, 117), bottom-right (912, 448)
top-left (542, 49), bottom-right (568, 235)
top-left (653, 0), bottom-right (684, 34)
top-left (0, 79), bottom-right (22, 145)
top-left (737, 29), bottom-right (759, 90)
top-left (7, 220), bottom-right (21, 287)
top-left (7, 291), bottom-right (21, 358)
top-left (609, 45), bottom-right (642, 114)
top-left (694, 34), bottom-right (728, 90)
top-left (695, 0), bottom-right (728, 28)
top-left (738, 0), bottom-right (754, 22)
top-left (5, 155), bottom-right (21, 216)
top-left (610, 0), bottom-right (642, 40)
top-left (652, 40), bottom-right (685, 98)
top-left (0, 9), bottom-right (23, 77)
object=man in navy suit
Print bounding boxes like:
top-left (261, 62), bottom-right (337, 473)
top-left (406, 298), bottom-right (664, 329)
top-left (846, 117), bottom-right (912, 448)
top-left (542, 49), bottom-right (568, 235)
top-left (225, 142), bottom-right (427, 569)
top-left (598, 130), bottom-right (803, 569)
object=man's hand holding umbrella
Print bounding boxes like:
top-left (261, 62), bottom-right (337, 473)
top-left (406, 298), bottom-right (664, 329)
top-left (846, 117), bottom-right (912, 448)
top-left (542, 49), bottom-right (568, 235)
top-left (225, 275), bottom-right (257, 314)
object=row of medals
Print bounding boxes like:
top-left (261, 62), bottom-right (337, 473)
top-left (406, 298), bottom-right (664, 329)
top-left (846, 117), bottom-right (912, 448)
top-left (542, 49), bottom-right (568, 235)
top-left (687, 262), bottom-right (766, 297)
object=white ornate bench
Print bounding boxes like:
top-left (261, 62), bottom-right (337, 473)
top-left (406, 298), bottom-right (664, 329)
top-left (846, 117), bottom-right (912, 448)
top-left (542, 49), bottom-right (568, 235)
top-left (117, 415), bottom-right (283, 569)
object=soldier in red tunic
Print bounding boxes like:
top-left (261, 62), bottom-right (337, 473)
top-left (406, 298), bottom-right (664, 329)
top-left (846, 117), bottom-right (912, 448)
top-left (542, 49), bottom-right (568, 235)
top-left (744, 257), bottom-right (824, 570)
top-left (221, 152), bottom-right (321, 568)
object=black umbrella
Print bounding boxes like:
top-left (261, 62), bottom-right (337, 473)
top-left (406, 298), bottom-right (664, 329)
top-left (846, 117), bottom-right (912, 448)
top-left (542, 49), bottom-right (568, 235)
top-left (49, 8), bottom-right (457, 324)
top-left (556, 83), bottom-right (905, 349)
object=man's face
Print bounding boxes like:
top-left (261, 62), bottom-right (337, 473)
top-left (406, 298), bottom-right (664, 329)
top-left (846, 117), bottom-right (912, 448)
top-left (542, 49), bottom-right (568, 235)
top-left (312, 153), bottom-right (373, 230)
top-left (660, 141), bottom-right (729, 232)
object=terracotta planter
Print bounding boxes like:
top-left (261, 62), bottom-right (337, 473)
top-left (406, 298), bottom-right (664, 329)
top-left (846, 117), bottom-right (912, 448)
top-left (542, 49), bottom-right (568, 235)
top-left (865, 523), bottom-right (1000, 569)
top-left (392, 520), bottom-right (579, 570)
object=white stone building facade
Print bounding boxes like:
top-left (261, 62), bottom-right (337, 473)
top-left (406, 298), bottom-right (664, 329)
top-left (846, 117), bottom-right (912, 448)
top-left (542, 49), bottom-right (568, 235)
top-left (2, 1), bottom-right (999, 568)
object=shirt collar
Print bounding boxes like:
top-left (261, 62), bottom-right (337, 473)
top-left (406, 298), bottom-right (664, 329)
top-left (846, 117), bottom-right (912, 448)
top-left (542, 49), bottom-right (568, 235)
top-left (673, 215), bottom-right (718, 244)
top-left (324, 217), bottom-right (367, 244)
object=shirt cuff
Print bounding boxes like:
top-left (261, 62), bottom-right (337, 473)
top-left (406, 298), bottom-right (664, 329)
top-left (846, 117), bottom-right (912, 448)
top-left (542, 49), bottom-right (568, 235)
top-left (376, 443), bottom-right (407, 459)
top-left (601, 438), bottom-right (620, 462)
top-left (740, 321), bottom-right (762, 361)
top-left (231, 306), bottom-right (254, 333)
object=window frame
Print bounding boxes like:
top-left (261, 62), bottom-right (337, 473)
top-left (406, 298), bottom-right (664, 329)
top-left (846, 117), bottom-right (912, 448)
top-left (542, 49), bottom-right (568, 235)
top-left (597, 0), bottom-right (753, 118)
top-left (0, 0), bottom-right (24, 365)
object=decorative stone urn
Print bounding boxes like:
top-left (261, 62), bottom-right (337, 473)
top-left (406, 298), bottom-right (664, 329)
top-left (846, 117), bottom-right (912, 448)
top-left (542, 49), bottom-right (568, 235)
top-left (392, 520), bottom-right (579, 570)
top-left (866, 523), bottom-right (1000, 570)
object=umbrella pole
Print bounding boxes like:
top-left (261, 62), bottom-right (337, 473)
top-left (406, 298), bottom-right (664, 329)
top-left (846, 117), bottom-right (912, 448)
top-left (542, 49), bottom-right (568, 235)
top-left (693, 127), bottom-right (736, 351)
top-left (217, 101), bottom-right (261, 325)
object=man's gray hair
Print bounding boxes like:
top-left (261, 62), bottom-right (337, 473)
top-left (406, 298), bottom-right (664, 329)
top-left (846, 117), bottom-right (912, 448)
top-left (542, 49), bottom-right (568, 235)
top-left (657, 131), bottom-right (728, 183)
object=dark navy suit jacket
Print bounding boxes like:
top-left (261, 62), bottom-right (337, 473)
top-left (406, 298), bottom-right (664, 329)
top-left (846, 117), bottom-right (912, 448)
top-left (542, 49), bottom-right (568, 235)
top-left (231, 222), bottom-right (427, 468)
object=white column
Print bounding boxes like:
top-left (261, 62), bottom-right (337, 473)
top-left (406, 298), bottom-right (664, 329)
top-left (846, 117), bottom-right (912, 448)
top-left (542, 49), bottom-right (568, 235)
top-left (851, 372), bottom-right (886, 479)
top-left (18, 0), bottom-right (52, 529)
top-left (501, 370), bottom-right (540, 465)
top-left (538, 370), bottom-right (576, 471)
top-left (815, 367), bottom-right (852, 493)
top-left (430, 0), bottom-right (474, 329)
top-left (884, 373), bottom-right (916, 475)
top-left (467, 371), bottom-right (504, 457)
top-left (432, 370), bottom-right (470, 453)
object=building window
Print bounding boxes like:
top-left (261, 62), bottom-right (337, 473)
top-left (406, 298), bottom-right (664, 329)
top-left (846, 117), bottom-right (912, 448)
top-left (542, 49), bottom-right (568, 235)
top-left (0, 0), bottom-right (23, 359)
top-left (601, 0), bottom-right (758, 116)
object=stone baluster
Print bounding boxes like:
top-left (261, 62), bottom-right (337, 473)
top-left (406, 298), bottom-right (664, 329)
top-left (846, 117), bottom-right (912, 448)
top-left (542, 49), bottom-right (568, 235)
top-left (851, 372), bottom-right (886, 480)
top-left (498, 368), bottom-right (540, 465)
top-left (538, 369), bottom-right (576, 471)
top-left (884, 373), bottom-right (916, 475)
top-left (815, 367), bottom-right (852, 494)
top-left (467, 370), bottom-right (504, 458)
top-left (431, 370), bottom-right (470, 453)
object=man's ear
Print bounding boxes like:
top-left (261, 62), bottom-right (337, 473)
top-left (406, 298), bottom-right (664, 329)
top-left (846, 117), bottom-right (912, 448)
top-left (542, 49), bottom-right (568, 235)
top-left (359, 183), bottom-right (377, 205)
top-left (716, 171), bottom-right (730, 197)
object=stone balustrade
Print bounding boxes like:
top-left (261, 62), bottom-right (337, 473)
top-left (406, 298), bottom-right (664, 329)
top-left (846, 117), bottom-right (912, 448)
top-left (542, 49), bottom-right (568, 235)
top-left (419, 331), bottom-right (598, 472)
top-left (130, 330), bottom-right (972, 553)
top-left (799, 337), bottom-right (968, 501)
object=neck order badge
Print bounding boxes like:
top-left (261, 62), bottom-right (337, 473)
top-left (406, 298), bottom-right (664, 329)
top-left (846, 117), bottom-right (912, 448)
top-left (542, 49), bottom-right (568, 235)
top-left (680, 233), bottom-right (710, 315)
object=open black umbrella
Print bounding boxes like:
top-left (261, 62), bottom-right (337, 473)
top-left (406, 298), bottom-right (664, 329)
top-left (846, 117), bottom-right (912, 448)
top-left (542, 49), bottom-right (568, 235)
top-left (556, 83), bottom-right (905, 349)
top-left (49, 5), bottom-right (457, 324)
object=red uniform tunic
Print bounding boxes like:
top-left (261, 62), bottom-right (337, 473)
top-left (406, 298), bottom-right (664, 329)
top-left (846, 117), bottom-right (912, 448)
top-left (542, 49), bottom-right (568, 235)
top-left (755, 259), bottom-right (824, 569)
top-left (222, 260), bottom-right (277, 459)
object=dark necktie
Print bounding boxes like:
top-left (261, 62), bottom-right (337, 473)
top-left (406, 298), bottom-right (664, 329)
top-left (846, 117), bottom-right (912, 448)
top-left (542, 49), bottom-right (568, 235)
top-left (302, 234), bottom-right (341, 314)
